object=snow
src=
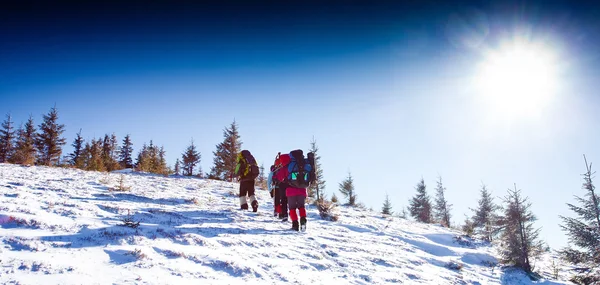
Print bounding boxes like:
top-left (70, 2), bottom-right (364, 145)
top-left (0, 164), bottom-right (571, 284)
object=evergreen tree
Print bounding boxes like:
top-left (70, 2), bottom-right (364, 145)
top-left (136, 143), bottom-right (150, 172)
top-left (308, 137), bottom-right (326, 201)
top-left (499, 184), bottom-right (543, 273)
top-left (101, 134), bottom-right (120, 171)
top-left (86, 139), bottom-right (105, 172)
top-left (409, 178), bottom-right (432, 223)
top-left (209, 120), bottom-right (242, 181)
top-left (174, 158), bottom-right (181, 175)
top-left (157, 146), bottom-right (168, 175)
top-left (472, 184), bottom-right (501, 241)
top-left (36, 106), bottom-right (66, 166)
top-left (338, 172), bottom-right (357, 206)
top-left (330, 193), bottom-right (339, 204)
top-left (119, 134), bottom-right (134, 169)
top-left (69, 129), bottom-right (85, 168)
top-left (181, 140), bottom-right (201, 176)
top-left (257, 163), bottom-right (266, 188)
top-left (559, 156), bottom-right (600, 283)
top-left (433, 176), bottom-right (452, 227)
top-left (382, 193), bottom-right (393, 215)
top-left (0, 113), bottom-right (15, 163)
top-left (11, 116), bottom-right (37, 165)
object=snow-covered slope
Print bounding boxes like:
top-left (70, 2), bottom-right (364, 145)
top-left (0, 164), bottom-right (569, 284)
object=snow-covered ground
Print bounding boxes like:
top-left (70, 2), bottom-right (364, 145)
top-left (0, 164), bottom-right (570, 284)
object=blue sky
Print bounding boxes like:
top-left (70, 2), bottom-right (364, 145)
top-left (2, 0), bottom-right (600, 248)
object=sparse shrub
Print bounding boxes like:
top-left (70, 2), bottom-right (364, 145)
top-left (119, 211), bottom-right (140, 228)
top-left (445, 261), bottom-right (463, 271)
top-left (112, 174), bottom-right (131, 191)
top-left (126, 248), bottom-right (147, 260)
top-left (187, 197), bottom-right (201, 205)
top-left (453, 235), bottom-right (474, 247)
top-left (99, 173), bottom-right (111, 185)
top-left (330, 193), bottom-right (338, 204)
top-left (317, 199), bottom-right (339, 221)
top-left (549, 259), bottom-right (560, 280)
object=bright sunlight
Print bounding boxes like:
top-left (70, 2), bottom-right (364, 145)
top-left (474, 39), bottom-right (559, 122)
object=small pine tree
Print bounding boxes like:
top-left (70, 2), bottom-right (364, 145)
top-left (174, 158), bottom-right (181, 175)
top-left (157, 146), bottom-right (168, 175)
top-left (433, 176), bottom-right (452, 227)
top-left (308, 137), bottom-right (326, 201)
top-left (119, 134), bottom-right (134, 169)
top-left (257, 163), bottom-right (267, 188)
top-left (11, 116), bottom-right (37, 165)
top-left (69, 129), bottom-right (85, 169)
top-left (472, 184), bottom-right (501, 242)
top-left (36, 106), bottom-right (67, 166)
top-left (85, 139), bottom-right (105, 172)
top-left (499, 184), bottom-right (543, 273)
top-left (181, 140), bottom-right (201, 176)
top-left (338, 172), bottom-right (357, 206)
top-left (409, 178), bottom-right (432, 223)
top-left (559, 156), bottom-right (600, 283)
top-left (331, 193), bottom-right (339, 204)
top-left (209, 120), bottom-right (242, 181)
top-left (0, 113), bottom-right (15, 163)
top-left (101, 134), bottom-right (120, 171)
top-left (382, 193), bottom-right (393, 215)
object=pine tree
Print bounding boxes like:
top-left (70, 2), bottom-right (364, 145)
top-left (209, 120), bottom-right (242, 181)
top-left (409, 178), bottom-right (432, 223)
top-left (11, 116), bottom-right (37, 165)
top-left (559, 156), bottom-right (600, 283)
top-left (36, 106), bottom-right (66, 166)
top-left (331, 193), bottom-right (339, 204)
top-left (181, 140), bottom-right (201, 176)
top-left (136, 143), bottom-right (149, 172)
top-left (338, 172), bottom-right (357, 206)
top-left (472, 184), bottom-right (501, 241)
top-left (382, 193), bottom-right (393, 215)
top-left (119, 134), bottom-right (134, 169)
top-left (86, 139), bottom-right (105, 172)
top-left (69, 129), bottom-right (85, 168)
top-left (257, 163), bottom-right (267, 188)
top-left (308, 137), bottom-right (326, 201)
top-left (101, 134), bottom-right (120, 171)
top-left (174, 158), bottom-right (181, 175)
top-left (499, 184), bottom-right (543, 273)
top-left (157, 146), bottom-right (168, 175)
top-left (433, 176), bottom-right (452, 227)
top-left (0, 113), bottom-right (15, 163)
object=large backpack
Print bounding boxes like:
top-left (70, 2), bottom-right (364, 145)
top-left (237, 150), bottom-right (259, 179)
top-left (287, 149), bottom-right (315, 188)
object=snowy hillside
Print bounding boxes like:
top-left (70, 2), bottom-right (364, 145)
top-left (0, 164), bottom-right (569, 284)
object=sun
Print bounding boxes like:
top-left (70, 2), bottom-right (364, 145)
top-left (474, 40), bottom-right (559, 122)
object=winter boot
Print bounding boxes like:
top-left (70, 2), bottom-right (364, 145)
top-left (240, 203), bottom-right (248, 210)
top-left (300, 217), bottom-right (307, 231)
top-left (251, 200), bottom-right (258, 213)
top-left (292, 220), bottom-right (299, 231)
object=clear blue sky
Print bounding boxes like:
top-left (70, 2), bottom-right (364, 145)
top-left (2, 0), bottom-right (600, 248)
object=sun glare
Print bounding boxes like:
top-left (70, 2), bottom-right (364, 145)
top-left (475, 40), bottom-right (559, 122)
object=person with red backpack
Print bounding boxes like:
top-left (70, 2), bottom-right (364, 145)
top-left (274, 149), bottom-right (315, 231)
top-left (234, 150), bottom-right (260, 212)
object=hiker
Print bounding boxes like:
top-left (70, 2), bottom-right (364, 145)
top-left (274, 149), bottom-right (314, 231)
top-left (272, 153), bottom-right (289, 221)
top-left (268, 165), bottom-right (278, 216)
top-left (234, 150), bottom-right (260, 212)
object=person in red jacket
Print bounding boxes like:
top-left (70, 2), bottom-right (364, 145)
top-left (274, 153), bottom-right (307, 231)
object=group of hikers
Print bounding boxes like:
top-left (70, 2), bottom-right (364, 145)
top-left (234, 149), bottom-right (316, 232)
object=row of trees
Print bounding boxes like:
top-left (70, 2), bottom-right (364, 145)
top-left (0, 108), bottom-right (66, 166)
top-left (0, 112), bottom-right (328, 196)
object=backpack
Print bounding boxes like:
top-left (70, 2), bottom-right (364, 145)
top-left (287, 149), bottom-right (315, 188)
top-left (236, 150), bottom-right (259, 179)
